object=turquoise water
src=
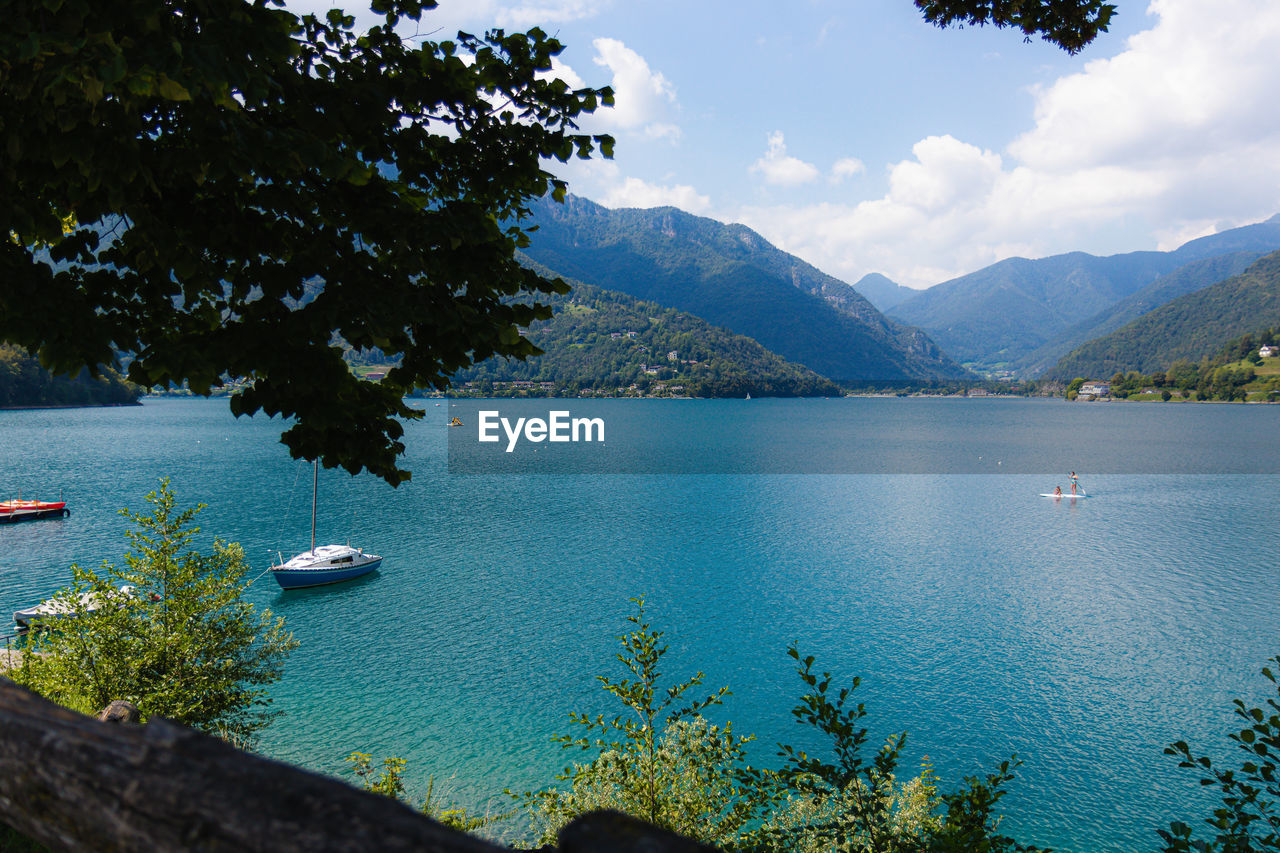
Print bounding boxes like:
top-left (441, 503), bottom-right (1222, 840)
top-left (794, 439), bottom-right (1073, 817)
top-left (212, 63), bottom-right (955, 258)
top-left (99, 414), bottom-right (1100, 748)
top-left (3, 397), bottom-right (1280, 851)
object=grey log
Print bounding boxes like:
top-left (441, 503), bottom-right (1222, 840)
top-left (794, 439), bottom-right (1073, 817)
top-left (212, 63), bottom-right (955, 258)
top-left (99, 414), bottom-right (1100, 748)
top-left (0, 677), bottom-right (505, 852)
top-left (0, 679), bottom-right (721, 853)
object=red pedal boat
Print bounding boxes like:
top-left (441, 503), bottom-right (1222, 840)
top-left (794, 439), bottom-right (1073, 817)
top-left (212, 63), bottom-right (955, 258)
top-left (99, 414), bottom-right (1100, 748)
top-left (0, 498), bottom-right (70, 524)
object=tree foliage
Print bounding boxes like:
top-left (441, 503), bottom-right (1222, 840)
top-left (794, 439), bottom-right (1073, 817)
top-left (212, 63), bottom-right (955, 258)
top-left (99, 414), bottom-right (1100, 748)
top-left (915, 0), bottom-right (1116, 54)
top-left (0, 822), bottom-right (44, 853)
top-left (0, 0), bottom-right (612, 484)
top-left (515, 599), bottom-right (1042, 852)
top-left (1160, 657), bottom-right (1280, 852)
top-left (516, 597), bottom-right (767, 847)
top-left (12, 479), bottom-right (298, 741)
top-left (751, 647), bottom-right (1043, 853)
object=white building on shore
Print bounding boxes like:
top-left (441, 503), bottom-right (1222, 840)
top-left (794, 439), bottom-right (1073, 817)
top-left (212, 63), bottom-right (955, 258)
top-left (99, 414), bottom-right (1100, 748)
top-left (1079, 381), bottom-right (1110, 398)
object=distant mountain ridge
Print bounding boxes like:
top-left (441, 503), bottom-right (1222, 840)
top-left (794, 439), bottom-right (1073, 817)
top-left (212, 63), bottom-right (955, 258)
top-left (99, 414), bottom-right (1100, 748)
top-left (520, 195), bottom-right (969, 383)
top-left (1013, 251), bottom-right (1268, 377)
top-left (887, 215), bottom-right (1280, 370)
top-left (454, 266), bottom-right (842, 397)
top-left (1041, 249), bottom-right (1280, 381)
top-left (852, 273), bottom-right (921, 312)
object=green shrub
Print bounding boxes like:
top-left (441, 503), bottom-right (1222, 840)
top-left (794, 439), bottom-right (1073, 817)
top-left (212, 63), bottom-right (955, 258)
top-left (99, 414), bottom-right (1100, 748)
top-left (12, 480), bottom-right (297, 742)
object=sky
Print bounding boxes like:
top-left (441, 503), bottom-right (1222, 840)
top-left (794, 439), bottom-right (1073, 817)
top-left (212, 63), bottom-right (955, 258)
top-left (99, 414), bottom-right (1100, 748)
top-left (286, 0), bottom-right (1280, 290)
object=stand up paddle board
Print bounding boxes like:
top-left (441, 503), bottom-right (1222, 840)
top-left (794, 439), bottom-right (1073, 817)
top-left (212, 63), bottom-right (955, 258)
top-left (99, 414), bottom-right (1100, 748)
top-left (1040, 492), bottom-right (1088, 498)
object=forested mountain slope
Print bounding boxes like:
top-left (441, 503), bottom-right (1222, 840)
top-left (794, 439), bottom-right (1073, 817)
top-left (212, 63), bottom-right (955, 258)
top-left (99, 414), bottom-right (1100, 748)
top-left (453, 271), bottom-right (843, 397)
top-left (1013, 251), bottom-right (1267, 377)
top-left (519, 195), bottom-right (968, 382)
top-left (1043, 250), bottom-right (1280, 381)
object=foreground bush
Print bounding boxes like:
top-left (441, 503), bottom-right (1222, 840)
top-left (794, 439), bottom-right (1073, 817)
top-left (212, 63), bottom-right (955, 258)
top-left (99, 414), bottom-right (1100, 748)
top-left (12, 479), bottom-right (297, 742)
top-left (514, 598), bottom-right (1044, 852)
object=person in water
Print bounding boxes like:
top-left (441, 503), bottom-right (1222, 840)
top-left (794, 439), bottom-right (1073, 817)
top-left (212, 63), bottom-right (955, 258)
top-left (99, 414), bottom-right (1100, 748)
top-left (1069, 472), bottom-right (1079, 494)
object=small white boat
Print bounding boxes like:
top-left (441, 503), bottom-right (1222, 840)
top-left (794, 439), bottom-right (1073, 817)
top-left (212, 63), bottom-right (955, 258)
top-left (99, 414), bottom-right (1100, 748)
top-left (13, 585), bottom-right (135, 631)
top-left (271, 544), bottom-right (382, 590)
top-left (270, 462), bottom-right (382, 590)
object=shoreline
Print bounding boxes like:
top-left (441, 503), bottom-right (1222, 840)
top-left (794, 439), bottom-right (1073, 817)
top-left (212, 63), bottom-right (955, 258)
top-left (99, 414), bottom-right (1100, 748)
top-left (139, 390), bottom-right (1280, 404)
top-left (0, 401), bottom-right (143, 412)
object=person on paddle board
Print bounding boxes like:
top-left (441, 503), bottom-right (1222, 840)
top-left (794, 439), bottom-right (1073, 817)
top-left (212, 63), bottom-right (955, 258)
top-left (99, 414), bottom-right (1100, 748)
top-left (1054, 485), bottom-right (1062, 496)
top-left (1069, 472), bottom-right (1079, 494)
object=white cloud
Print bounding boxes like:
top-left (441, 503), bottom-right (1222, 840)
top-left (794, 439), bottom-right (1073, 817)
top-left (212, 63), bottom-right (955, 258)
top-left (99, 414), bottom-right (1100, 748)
top-left (817, 17), bottom-right (840, 45)
top-left (735, 0), bottom-right (1280, 288)
top-left (282, 1), bottom-right (608, 49)
top-left (887, 136), bottom-right (1002, 213)
top-left (751, 132), bottom-right (820, 186)
top-left (1010, 0), bottom-right (1280, 171)
top-left (547, 155), bottom-right (622, 193)
top-left (736, 135), bottom-right (1009, 286)
top-left (643, 123), bottom-right (683, 141)
top-left (1153, 219), bottom-right (1220, 251)
top-left (602, 177), bottom-right (711, 212)
top-left (547, 157), bottom-right (710, 214)
top-left (830, 157), bottom-right (865, 183)
top-left (491, 0), bottom-right (605, 28)
top-left (591, 38), bottom-right (680, 139)
top-left (406, 0), bottom-right (606, 33)
top-left (992, 0), bottom-right (1280, 247)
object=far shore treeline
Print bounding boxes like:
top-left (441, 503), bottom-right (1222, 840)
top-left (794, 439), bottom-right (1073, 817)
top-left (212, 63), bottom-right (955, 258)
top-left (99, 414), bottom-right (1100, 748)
top-left (0, 344), bottom-right (140, 409)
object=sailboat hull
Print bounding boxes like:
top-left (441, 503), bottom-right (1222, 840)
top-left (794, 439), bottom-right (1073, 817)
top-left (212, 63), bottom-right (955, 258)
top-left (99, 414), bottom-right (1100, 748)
top-left (272, 555), bottom-right (382, 589)
top-left (271, 544), bottom-right (383, 590)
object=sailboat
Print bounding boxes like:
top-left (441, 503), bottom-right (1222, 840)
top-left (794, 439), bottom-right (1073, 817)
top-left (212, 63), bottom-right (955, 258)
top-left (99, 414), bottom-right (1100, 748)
top-left (270, 462), bottom-right (382, 590)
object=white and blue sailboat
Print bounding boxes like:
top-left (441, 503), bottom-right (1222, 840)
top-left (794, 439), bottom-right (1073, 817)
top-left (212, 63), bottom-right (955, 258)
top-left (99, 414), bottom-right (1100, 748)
top-left (271, 462), bottom-right (382, 590)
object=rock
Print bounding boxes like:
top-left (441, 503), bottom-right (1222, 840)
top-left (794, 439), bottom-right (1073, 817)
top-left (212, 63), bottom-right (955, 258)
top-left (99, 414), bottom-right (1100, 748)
top-left (559, 810), bottom-right (721, 853)
top-left (98, 701), bottom-right (140, 725)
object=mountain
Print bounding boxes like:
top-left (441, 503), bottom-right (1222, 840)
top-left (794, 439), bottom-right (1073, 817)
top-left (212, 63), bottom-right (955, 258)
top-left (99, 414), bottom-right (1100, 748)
top-left (888, 251), bottom-right (1181, 368)
top-left (1013, 251), bottom-right (1268, 377)
top-left (519, 195), bottom-right (969, 383)
top-left (887, 215), bottom-right (1280, 370)
top-left (1041, 249), bottom-right (1280, 381)
top-left (452, 271), bottom-right (843, 397)
top-left (852, 273), bottom-right (920, 312)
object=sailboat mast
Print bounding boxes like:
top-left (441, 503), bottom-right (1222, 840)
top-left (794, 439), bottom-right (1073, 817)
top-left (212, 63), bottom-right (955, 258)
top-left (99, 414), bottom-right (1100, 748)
top-left (310, 460), bottom-right (318, 555)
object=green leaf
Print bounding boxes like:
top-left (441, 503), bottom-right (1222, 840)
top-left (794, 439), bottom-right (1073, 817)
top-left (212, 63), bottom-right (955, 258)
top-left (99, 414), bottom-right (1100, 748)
top-left (17, 33), bottom-right (40, 61)
top-left (126, 73), bottom-right (154, 96)
top-left (155, 75), bottom-right (192, 101)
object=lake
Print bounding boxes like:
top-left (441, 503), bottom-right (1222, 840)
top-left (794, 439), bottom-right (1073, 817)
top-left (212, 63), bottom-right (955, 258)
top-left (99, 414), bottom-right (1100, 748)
top-left (3, 396), bottom-right (1279, 851)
